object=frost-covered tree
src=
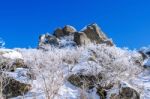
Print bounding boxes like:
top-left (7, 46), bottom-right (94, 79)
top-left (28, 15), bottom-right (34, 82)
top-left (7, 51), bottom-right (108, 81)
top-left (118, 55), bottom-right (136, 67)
top-left (0, 38), bottom-right (5, 48)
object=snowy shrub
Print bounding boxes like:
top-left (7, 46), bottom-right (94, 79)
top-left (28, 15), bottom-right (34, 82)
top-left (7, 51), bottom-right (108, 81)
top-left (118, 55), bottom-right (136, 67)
top-left (0, 38), bottom-right (5, 48)
top-left (85, 44), bottom-right (143, 86)
top-left (65, 44), bottom-right (143, 91)
top-left (13, 43), bottom-right (143, 98)
top-left (18, 47), bottom-right (83, 98)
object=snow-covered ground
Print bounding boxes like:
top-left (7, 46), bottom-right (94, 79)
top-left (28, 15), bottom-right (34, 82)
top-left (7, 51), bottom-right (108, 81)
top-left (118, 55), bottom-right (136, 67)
top-left (1, 44), bottom-right (150, 99)
top-left (0, 49), bottom-right (23, 59)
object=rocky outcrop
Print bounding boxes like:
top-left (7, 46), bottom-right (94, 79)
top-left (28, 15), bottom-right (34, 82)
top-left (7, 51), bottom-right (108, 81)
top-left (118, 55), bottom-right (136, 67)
top-left (0, 50), bottom-right (34, 98)
top-left (68, 73), bottom-right (102, 88)
top-left (54, 25), bottom-right (76, 38)
top-left (74, 32), bottom-right (91, 45)
top-left (108, 82), bottom-right (140, 99)
top-left (54, 28), bottom-right (64, 38)
top-left (38, 23), bottom-right (114, 48)
top-left (63, 25), bottom-right (76, 35)
top-left (2, 77), bottom-right (31, 98)
top-left (82, 23), bottom-right (107, 42)
top-left (74, 23), bottom-right (114, 46)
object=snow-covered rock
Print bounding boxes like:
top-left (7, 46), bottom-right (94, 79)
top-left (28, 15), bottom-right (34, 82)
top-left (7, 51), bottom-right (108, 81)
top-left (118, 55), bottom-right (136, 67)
top-left (139, 47), bottom-right (150, 68)
top-left (144, 58), bottom-right (150, 68)
top-left (107, 82), bottom-right (140, 99)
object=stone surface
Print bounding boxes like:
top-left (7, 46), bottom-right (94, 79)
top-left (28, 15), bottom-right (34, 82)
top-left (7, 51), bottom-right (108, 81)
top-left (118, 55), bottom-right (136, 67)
top-left (2, 77), bottom-right (31, 98)
top-left (74, 23), bottom-right (114, 46)
top-left (109, 82), bottom-right (140, 99)
top-left (82, 23), bottom-right (107, 43)
top-left (39, 23), bottom-right (114, 47)
top-left (53, 25), bottom-right (76, 38)
top-left (68, 73), bottom-right (102, 88)
top-left (63, 25), bottom-right (76, 36)
top-left (54, 28), bottom-right (64, 38)
top-left (74, 32), bottom-right (91, 45)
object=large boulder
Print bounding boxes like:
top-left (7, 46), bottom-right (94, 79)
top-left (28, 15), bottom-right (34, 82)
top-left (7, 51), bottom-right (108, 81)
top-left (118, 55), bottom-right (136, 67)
top-left (54, 28), bottom-right (64, 38)
top-left (74, 32), bottom-right (91, 45)
top-left (108, 82), bottom-right (140, 99)
top-left (63, 25), bottom-right (76, 35)
top-left (74, 23), bottom-right (114, 46)
top-left (68, 73), bottom-right (102, 88)
top-left (2, 77), bottom-right (31, 98)
top-left (54, 25), bottom-right (76, 38)
top-left (82, 23), bottom-right (107, 42)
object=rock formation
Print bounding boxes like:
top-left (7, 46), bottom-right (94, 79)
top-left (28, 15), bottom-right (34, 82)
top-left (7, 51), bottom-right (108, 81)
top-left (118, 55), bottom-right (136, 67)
top-left (109, 82), bottom-right (140, 99)
top-left (54, 25), bottom-right (76, 38)
top-left (2, 77), bottom-right (31, 98)
top-left (54, 28), bottom-right (64, 38)
top-left (74, 32), bottom-right (91, 45)
top-left (38, 23), bottom-right (114, 48)
top-left (74, 23), bottom-right (113, 46)
top-left (63, 25), bottom-right (77, 36)
top-left (68, 73), bottom-right (102, 88)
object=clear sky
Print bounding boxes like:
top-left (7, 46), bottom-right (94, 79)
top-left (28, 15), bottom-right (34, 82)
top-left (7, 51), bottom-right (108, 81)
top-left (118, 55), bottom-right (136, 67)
top-left (0, 0), bottom-right (150, 49)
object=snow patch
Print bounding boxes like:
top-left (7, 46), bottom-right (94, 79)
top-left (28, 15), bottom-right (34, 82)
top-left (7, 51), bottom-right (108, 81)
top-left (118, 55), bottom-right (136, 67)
top-left (0, 49), bottom-right (23, 59)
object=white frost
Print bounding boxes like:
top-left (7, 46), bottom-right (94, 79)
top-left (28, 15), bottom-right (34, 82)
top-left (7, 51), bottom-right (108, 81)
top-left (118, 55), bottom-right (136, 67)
top-left (0, 49), bottom-right (23, 59)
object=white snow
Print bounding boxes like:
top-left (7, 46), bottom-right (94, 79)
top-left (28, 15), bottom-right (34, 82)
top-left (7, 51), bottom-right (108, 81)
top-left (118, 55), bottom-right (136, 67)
top-left (55, 82), bottom-right (80, 99)
top-left (72, 61), bottom-right (102, 75)
top-left (143, 58), bottom-right (150, 68)
top-left (0, 49), bottom-right (23, 59)
top-left (59, 35), bottom-right (76, 48)
top-left (129, 70), bottom-right (150, 99)
top-left (56, 81), bottom-right (100, 99)
top-left (2, 44), bottom-right (150, 99)
top-left (5, 68), bottom-right (30, 83)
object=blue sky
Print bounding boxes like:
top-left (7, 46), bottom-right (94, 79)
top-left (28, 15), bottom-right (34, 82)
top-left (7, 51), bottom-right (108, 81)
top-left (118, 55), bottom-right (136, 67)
top-left (0, 0), bottom-right (150, 49)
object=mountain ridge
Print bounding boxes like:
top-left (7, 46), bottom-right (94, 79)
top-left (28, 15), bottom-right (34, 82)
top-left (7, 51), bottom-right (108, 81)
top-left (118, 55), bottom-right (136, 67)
top-left (0, 23), bottom-right (150, 99)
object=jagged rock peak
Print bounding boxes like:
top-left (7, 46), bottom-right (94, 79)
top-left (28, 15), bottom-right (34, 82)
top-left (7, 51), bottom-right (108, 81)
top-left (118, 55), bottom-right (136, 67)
top-left (82, 23), bottom-right (108, 40)
top-left (38, 23), bottom-right (114, 49)
top-left (74, 23), bottom-right (114, 46)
